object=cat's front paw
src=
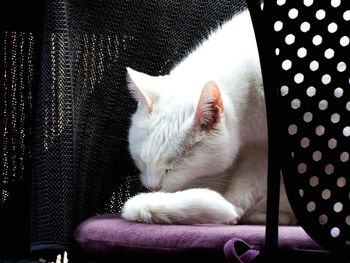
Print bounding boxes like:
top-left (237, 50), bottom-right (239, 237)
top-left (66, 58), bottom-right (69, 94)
top-left (121, 189), bottom-right (242, 225)
top-left (121, 192), bottom-right (173, 224)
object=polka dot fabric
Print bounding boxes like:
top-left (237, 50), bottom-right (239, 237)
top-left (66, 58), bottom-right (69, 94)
top-left (251, 0), bottom-right (350, 253)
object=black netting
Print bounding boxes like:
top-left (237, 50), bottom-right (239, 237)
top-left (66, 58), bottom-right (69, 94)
top-left (0, 0), bottom-right (249, 256)
top-left (0, 31), bottom-right (38, 259)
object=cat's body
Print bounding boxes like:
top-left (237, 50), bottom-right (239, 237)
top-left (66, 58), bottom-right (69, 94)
top-left (122, 9), bottom-right (296, 225)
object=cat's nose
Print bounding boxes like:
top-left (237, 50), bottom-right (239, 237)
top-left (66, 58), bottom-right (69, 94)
top-left (146, 184), bottom-right (161, 192)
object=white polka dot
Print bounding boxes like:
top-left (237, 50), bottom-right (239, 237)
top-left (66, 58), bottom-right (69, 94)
top-left (340, 152), bottom-right (349, 162)
top-left (307, 201), bottom-right (316, 212)
top-left (282, 60), bottom-right (292, 70)
top-left (310, 60), bottom-right (319, 71)
top-left (285, 34), bottom-right (295, 45)
top-left (331, 113), bottom-right (340, 123)
top-left (331, 0), bottom-right (341, 8)
top-left (313, 35), bottom-right (323, 46)
top-left (291, 98), bottom-right (301, 109)
top-left (316, 9), bottom-right (326, 20)
top-left (340, 36), bottom-right (350, 47)
top-left (322, 74), bottom-right (331, 85)
top-left (307, 86), bottom-right (316, 97)
top-left (334, 87), bottom-right (344, 98)
top-left (313, 151), bottom-right (322, 161)
top-left (343, 10), bottom-right (350, 21)
top-left (280, 85), bottom-right (289, 96)
top-left (337, 177), bottom-right (346, 187)
top-left (294, 73), bottom-right (304, 84)
top-left (319, 100), bottom-right (328, 110)
top-left (277, 0), bottom-right (286, 6)
top-left (331, 227), bottom-right (340, 238)
top-left (303, 112), bottom-right (313, 122)
top-left (337, 62), bottom-right (347, 72)
top-left (298, 163), bottom-right (307, 174)
top-left (298, 47), bottom-right (307, 58)
top-left (319, 214), bottom-right (328, 224)
top-left (324, 48), bottom-right (334, 59)
top-left (334, 202), bottom-right (343, 212)
top-left (300, 22), bottom-right (311, 32)
top-left (322, 189), bottom-right (331, 200)
top-left (325, 164), bottom-right (334, 175)
top-left (343, 126), bottom-right (350, 137)
top-left (288, 124), bottom-right (298, 135)
top-left (304, 0), bottom-right (313, 7)
top-left (309, 176), bottom-right (319, 186)
top-left (274, 21), bottom-right (283, 31)
top-left (301, 137), bottom-right (310, 148)
top-left (328, 22), bottom-right (338, 33)
top-left (328, 138), bottom-right (337, 149)
top-left (289, 8), bottom-right (299, 19)
top-left (316, 125), bottom-right (325, 136)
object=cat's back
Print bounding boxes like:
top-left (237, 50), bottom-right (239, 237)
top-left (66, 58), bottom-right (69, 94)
top-left (170, 9), bottom-right (259, 83)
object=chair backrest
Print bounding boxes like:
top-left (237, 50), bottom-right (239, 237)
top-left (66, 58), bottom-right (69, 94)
top-left (28, 0), bottom-right (246, 254)
top-left (248, 0), bottom-right (350, 255)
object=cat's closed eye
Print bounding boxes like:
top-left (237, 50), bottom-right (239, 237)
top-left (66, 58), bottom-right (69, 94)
top-left (165, 168), bottom-right (176, 175)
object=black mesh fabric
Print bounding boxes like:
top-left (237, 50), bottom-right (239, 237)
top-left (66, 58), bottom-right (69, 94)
top-left (0, 0), bottom-right (247, 257)
top-left (0, 31), bottom-right (35, 257)
top-left (0, 0), bottom-right (42, 258)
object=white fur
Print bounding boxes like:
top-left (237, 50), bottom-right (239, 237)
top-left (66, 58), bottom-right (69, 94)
top-left (122, 188), bottom-right (241, 224)
top-left (122, 10), bottom-right (296, 225)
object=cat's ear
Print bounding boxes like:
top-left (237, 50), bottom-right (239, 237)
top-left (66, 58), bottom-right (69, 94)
top-left (126, 67), bottom-right (158, 113)
top-left (194, 81), bottom-right (224, 131)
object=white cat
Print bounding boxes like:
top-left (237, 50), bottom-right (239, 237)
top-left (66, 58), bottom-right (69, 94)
top-left (122, 9), bottom-right (296, 225)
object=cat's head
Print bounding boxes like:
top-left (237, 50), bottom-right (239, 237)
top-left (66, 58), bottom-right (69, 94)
top-left (126, 67), bottom-right (239, 192)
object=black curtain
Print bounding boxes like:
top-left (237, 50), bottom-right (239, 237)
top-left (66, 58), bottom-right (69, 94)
top-left (0, 0), bottom-right (246, 260)
top-left (0, 0), bottom-right (43, 259)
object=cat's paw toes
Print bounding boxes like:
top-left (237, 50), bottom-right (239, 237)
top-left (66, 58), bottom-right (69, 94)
top-left (121, 193), bottom-right (171, 224)
top-left (228, 219), bottom-right (238, 224)
top-left (121, 194), bottom-right (154, 223)
top-left (228, 215), bottom-right (239, 225)
top-left (226, 207), bottom-right (242, 225)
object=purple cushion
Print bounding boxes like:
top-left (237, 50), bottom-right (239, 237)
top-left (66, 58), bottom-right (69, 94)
top-left (74, 213), bottom-right (330, 262)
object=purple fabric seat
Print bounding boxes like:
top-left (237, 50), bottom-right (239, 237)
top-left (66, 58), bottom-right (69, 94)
top-left (74, 214), bottom-right (334, 262)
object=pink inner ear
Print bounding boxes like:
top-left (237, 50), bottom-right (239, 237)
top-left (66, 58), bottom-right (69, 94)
top-left (136, 87), bottom-right (154, 113)
top-left (195, 81), bottom-right (224, 131)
